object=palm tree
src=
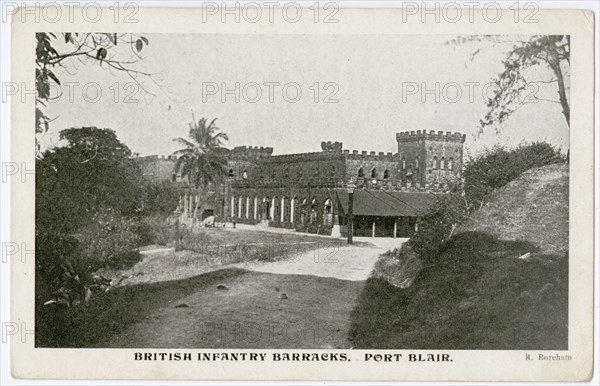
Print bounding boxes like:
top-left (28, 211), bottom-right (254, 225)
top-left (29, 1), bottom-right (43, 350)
top-left (173, 115), bottom-right (229, 219)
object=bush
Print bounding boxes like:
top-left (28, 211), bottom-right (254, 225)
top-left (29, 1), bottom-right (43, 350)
top-left (409, 195), bottom-right (466, 264)
top-left (136, 215), bottom-right (210, 251)
top-left (36, 209), bottom-right (140, 308)
top-left (139, 180), bottom-right (180, 216)
top-left (75, 208), bottom-right (141, 270)
top-left (463, 142), bottom-right (565, 211)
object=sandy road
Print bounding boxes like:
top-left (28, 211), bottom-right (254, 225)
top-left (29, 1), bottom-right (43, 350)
top-left (98, 237), bottom-right (406, 349)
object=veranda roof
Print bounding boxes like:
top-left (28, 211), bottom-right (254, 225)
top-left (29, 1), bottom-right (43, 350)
top-left (335, 189), bottom-right (449, 217)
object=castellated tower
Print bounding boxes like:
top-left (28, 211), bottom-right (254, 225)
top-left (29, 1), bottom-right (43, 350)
top-left (396, 130), bottom-right (466, 190)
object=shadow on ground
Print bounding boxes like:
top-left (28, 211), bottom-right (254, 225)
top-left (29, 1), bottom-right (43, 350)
top-left (348, 231), bottom-right (568, 350)
top-left (36, 268), bottom-right (364, 349)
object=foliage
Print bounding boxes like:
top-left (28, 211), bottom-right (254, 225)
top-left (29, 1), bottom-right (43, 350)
top-left (139, 180), bottom-right (180, 216)
top-left (36, 127), bottom-right (145, 308)
top-left (136, 216), bottom-right (193, 249)
top-left (173, 115), bottom-right (229, 219)
top-left (462, 142), bottom-right (566, 211)
top-left (409, 196), bottom-right (466, 264)
top-left (35, 32), bottom-right (155, 138)
top-left (448, 35), bottom-right (570, 133)
top-left (173, 116), bottom-right (229, 189)
top-left (38, 209), bottom-right (141, 308)
top-left (36, 127), bottom-right (144, 233)
top-left (75, 208), bottom-right (141, 270)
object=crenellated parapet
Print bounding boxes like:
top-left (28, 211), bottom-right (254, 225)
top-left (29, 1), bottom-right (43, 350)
top-left (396, 130), bottom-right (466, 143)
top-left (343, 149), bottom-right (397, 161)
top-left (321, 141), bottom-right (343, 152)
top-left (229, 146), bottom-right (274, 160)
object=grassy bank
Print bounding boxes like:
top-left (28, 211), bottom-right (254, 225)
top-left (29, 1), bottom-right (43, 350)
top-left (348, 231), bottom-right (567, 349)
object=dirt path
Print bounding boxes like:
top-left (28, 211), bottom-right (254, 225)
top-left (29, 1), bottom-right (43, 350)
top-left (98, 240), bottom-right (402, 348)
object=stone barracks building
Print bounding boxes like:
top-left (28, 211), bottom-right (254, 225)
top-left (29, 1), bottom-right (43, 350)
top-left (136, 130), bottom-right (465, 238)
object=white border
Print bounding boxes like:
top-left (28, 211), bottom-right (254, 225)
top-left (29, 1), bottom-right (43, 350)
top-left (1, 1), bottom-right (598, 385)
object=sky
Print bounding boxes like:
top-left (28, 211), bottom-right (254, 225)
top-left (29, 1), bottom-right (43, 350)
top-left (41, 33), bottom-right (570, 157)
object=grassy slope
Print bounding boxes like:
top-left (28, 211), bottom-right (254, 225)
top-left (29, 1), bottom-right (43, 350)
top-left (349, 163), bottom-right (568, 349)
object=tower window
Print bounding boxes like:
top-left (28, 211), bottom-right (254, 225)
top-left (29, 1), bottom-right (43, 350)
top-left (402, 157), bottom-right (406, 170)
top-left (449, 158), bottom-right (453, 171)
top-left (440, 157), bottom-right (446, 170)
top-left (371, 168), bottom-right (378, 178)
top-left (242, 170), bottom-right (248, 179)
top-left (415, 156), bottom-right (419, 169)
top-left (358, 168), bottom-right (364, 178)
top-left (228, 168), bottom-right (235, 178)
top-left (432, 156), bottom-right (438, 169)
top-left (383, 169), bottom-right (390, 179)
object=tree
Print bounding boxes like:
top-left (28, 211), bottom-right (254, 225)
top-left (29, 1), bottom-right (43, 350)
top-left (36, 127), bottom-right (145, 309)
top-left (36, 127), bottom-right (144, 233)
top-left (448, 35), bottom-right (570, 134)
top-left (35, 33), bottom-right (162, 146)
top-left (173, 116), bottom-right (229, 219)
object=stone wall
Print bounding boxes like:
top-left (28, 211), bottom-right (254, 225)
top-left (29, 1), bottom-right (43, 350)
top-left (135, 155), bottom-right (178, 183)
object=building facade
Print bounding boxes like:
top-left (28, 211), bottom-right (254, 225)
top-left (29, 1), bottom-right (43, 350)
top-left (136, 130), bottom-right (466, 238)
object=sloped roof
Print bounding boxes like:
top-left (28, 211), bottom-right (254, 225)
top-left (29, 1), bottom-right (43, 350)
top-left (335, 189), bottom-right (449, 217)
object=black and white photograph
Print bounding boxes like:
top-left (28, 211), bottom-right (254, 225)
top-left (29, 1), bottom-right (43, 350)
top-left (4, 3), bottom-right (596, 383)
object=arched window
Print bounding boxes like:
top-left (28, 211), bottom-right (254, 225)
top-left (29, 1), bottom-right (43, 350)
top-left (228, 168), bottom-right (235, 178)
top-left (323, 199), bottom-right (333, 226)
top-left (415, 156), bottom-right (419, 169)
top-left (371, 168), bottom-right (378, 178)
top-left (402, 157), bottom-right (406, 170)
top-left (310, 198), bottom-right (318, 224)
top-left (358, 167), bottom-right (364, 178)
top-left (383, 169), bottom-right (390, 179)
top-left (290, 196), bottom-right (297, 223)
top-left (432, 156), bottom-right (438, 169)
top-left (448, 157), bottom-right (453, 171)
top-left (300, 198), bottom-right (307, 225)
top-left (440, 157), bottom-right (446, 170)
top-left (242, 170), bottom-right (248, 179)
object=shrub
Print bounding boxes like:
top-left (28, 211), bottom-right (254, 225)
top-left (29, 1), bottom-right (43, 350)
top-left (409, 195), bottom-right (467, 264)
top-left (463, 142), bottom-right (565, 211)
top-left (136, 215), bottom-right (211, 251)
top-left (36, 209), bottom-right (140, 308)
top-left (75, 208), bottom-right (141, 270)
top-left (139, 180), bottom-right (180, 216)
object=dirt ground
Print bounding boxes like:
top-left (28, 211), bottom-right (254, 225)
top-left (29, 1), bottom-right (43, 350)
top-left (95, 233), bottom-right (405, 348)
